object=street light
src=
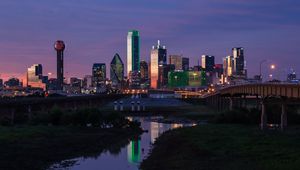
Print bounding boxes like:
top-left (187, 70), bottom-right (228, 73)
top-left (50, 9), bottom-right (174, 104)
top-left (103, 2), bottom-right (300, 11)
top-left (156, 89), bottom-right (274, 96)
top-left (259, 60), bottom-right (276, 81)
top-left (270, 64), bottom-right (275, 70)
top-left (259, 60), bottom-right (267, 80)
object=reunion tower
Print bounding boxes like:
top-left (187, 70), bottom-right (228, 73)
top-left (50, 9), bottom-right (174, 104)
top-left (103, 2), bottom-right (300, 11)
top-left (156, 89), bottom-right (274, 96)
top-left (54, 40), bottom-right (65, 91)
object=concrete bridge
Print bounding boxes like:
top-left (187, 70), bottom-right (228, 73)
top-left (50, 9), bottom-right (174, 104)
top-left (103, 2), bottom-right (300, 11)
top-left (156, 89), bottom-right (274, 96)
top-left (0, 94), bottom-right (125, 124)
top-left (205, 84), bottom-right (300, 130)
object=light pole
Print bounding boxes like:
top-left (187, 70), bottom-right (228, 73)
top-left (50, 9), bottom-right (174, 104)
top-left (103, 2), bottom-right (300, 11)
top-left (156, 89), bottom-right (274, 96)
top-left (259, 60), bottom-right (276, 82)
top-left (259, 59), bottom-right (267, 80)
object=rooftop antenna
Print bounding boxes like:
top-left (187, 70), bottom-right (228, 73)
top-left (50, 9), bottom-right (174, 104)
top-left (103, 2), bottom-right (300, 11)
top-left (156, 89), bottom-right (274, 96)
top-left (157, 40), bottom-right (160, 48)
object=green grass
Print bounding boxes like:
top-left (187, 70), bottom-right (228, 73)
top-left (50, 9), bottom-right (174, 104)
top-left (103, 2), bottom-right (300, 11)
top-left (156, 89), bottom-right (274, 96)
top-left (0, 125), bottom-right (141, 170)
top-left (140, 125), bottom-right (300, 170)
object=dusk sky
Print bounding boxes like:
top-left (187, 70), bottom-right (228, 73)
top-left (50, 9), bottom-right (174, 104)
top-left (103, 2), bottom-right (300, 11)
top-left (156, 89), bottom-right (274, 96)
top-left (0, 0), bottom-right (299, 81)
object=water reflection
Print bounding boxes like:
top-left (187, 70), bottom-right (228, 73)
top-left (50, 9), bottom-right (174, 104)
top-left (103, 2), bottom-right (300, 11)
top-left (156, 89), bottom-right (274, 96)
top-left (50, 116), bottom-right (195, 170)
top-left (127, 136), bottom-right (141, 164)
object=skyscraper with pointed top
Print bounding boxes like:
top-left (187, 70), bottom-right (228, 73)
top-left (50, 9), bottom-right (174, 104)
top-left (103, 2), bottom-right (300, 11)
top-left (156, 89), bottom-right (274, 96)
top-left (110, 53), bottom-right (124, 88)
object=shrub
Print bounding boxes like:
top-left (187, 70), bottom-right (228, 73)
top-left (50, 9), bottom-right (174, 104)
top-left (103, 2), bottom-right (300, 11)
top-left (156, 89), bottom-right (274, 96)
top-left (213, 108), bottom-right (260, 124)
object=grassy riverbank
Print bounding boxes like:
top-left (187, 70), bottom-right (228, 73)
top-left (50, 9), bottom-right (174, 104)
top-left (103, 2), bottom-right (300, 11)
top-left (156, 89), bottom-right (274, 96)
top-left (0, 125), bottom-right (142, 170)
top-left (140, 125), bottom-right (300, 170)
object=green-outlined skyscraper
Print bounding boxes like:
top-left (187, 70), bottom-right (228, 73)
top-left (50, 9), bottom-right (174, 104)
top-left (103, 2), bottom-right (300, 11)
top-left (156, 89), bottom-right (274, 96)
top-left (127, 30), bottom-right (140, 77)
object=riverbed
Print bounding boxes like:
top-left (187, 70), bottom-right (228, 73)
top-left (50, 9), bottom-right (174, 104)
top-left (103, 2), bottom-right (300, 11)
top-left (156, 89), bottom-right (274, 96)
top-left (49, 116), bottom-right (196, 170)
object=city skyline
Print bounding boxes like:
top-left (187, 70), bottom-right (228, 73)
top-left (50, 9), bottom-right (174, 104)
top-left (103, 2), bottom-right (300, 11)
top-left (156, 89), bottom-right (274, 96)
top-left (0, 0), bottom-right (299, 81)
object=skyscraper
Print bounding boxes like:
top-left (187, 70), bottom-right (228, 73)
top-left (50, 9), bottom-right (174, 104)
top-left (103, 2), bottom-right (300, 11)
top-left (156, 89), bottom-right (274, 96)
top-left (201, 55), bottom-right (215, 72)
top-left (169, 55), bottom-right (182, 70)
top-left (182, 57), bottom-right (190, 71)
top-left (223, 56), bottom-right (234, 77)
top-left (127, 30), bottom-right (140, 76)
top-left (140, 60), bottom-right (149, 81)
top-left (27, 64), bottom-right (46, 90)
top-left (54, 40), bottom-right (65, 91)
top-left (232, 47), bottom-right (245, 76)
top-left (110, 53), bottom-right (124, 87)
top-left (92, 63), bottom-right (106, 87)
top-left (150, 40), bottom-right (167, 89)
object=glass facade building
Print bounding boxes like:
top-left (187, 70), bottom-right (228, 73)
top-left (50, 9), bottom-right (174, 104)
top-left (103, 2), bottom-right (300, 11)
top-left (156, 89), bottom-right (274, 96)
top-left (201, 55), bottom-right (215, 72)
top-left (223, 55), bottom-right (234, 78)
top-left (92, 63), bottom-right (106, 87)
top-left (182, 57), bottom-right (190, 71)
top-left (110, 53), bottom-right (124, 87)
top-left (232, 47), bottom-right (245, 76)
top-left (27, 64), bottom-right (46, 90)
top-left (127, 30), bottom-right (140, 77)
top-left (150, 40), bottom-right (167, 89)
top-left (169, 55), bottom-right (182, 70)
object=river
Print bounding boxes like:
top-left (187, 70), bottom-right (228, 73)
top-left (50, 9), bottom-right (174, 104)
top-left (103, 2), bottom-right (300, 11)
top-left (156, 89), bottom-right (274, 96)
top-left (49, 116), bottom-right (196, 170)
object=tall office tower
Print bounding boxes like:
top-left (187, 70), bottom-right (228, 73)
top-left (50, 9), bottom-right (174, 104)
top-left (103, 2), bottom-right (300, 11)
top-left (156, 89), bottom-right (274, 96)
top-left (232, 47), bottom-right (245, 76)
top-left (92, 63), bottom-right (106, 87)
top-left (182, 57), bottom-right (190, 71)
top-left (169, 55), bottom-right (182, 70)
top-left (150, 40), bottom-right (167, 89)
top-left (223, 56), bottom-right (234, 77)
top-left (54, 40), bottom-right (65, 91)
top-left (140, 60), bottom-right (149, 81)
top-left (127, 30), bottom-right (140, 77)
top-left (110, 53), bottom-right (124, 87)
top-left (201, 55), bottom-right (215, 72)
top-left (27, 64), bottom-right (46, 90)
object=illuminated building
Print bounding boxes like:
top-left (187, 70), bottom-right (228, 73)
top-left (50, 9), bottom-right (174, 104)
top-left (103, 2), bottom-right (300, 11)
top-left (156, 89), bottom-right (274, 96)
top-left (188, 71), bottom-right (203, 87)
top-left (127, 30), bottom-right (140, 77)
top-left (232, 47), bottom-right (245, 76)
top-left (223, 56), bottom-right (234, 77)
top-left (169, 55), bottom-right (182, 70)
top-left (168, 71), bottom-right (189, 88)
top-left (92, 63), bottom-right (106, 87)
top-left (150, 40), bottom-right (167, 89)
top-left (110, 53), bottom-right (124, 88)
top-left (287, 69), bottom-right (297, 82)
top-left (54, 40), bottom-right (65, 91)
top-left (168, 70), bottom-right (206, 88)
top-left (201, 55), bottom-right (215, 72)
top-left (129, 71), bottom-right (141, 89)
top-left (27, 64), bottom-right (46, 90)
